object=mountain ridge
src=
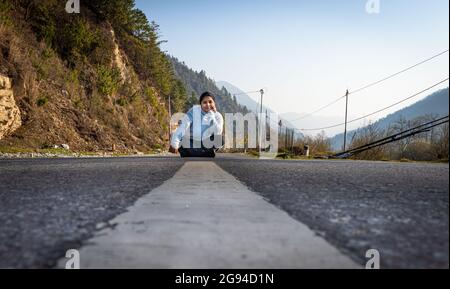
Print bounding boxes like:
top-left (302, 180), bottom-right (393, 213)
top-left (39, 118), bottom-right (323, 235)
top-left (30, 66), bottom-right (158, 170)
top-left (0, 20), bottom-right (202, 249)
top-left (330, 88), bottom-right (449, 150)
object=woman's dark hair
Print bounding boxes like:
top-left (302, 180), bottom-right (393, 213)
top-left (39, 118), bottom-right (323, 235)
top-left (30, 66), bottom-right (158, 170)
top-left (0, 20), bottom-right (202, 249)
top-left (199, 91), bottom-right (216, 104)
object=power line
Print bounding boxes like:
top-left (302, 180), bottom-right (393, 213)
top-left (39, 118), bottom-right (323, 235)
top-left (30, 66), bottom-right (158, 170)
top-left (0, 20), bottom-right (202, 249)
top-left (235, 89), bottom-right (298, 132)
top-left (287, 49), bottom-right (449, 123)
top-left (350, 49), bottom-right (449, 94)
top-left (232, 90), bottom-right (263, 113)
top-left (233, 90), bottom-right (262, 96)
top-left (288, 96), bottom-right (346, 123)
top-left (234, 89), bottom-right (267, 151)
top-left (296, 77), bottom-right (449, 131)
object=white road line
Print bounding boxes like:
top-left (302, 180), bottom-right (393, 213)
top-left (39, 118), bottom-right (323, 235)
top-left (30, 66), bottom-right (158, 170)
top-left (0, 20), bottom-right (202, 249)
top-left (58, 161), bottom-right (359, 269)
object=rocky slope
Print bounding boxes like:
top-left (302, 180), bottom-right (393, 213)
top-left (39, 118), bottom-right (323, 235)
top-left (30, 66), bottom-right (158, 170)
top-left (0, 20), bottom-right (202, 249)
top-left (0, 74), bottom-right (21, 139)
top-left (0, 1), bottom-right (184, 153)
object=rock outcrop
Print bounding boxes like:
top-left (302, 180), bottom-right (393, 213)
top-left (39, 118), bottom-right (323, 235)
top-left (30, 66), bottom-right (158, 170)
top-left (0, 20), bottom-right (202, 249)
top-left (0, 75), bottom-right (21, 140)
top-left (111, 29), bottom-right (129, 82)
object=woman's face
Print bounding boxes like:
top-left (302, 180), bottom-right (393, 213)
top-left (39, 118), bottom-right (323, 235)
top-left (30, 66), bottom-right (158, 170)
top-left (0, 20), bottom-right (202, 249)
top-left (201, 96), bottom-right (216, 113)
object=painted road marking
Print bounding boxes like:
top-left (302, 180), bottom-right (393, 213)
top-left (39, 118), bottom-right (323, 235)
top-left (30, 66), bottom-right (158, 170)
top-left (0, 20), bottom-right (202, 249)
top-left (58, 161), bottom-right (359, 268)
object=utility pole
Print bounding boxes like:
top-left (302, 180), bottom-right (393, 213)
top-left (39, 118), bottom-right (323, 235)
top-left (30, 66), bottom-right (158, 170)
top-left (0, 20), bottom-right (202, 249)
top-left (291, 130), bottom-right (295, 152)
top-left (290, 130), bottom-right (293, 151)
top-left (278, 120), bottom-right (282, 150)
top-left (259, 89), bottom-right (264, 155)
top-left (168, 95), bottom-right (172, 141)
top-left (233, 88), bottom-right (267, 154)
top-left (285, 127), bottom-right (288, 150)
top-left (343, 89), bottom-right (349, 151)
top-left (265, 109), bottom-right (269, 150)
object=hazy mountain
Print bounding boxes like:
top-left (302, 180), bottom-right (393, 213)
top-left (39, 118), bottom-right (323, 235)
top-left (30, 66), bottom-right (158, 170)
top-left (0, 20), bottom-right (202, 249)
top-left (330, 88), bottom-right (449, 151)
top-left (215, 81), bottom-right (266, 113)
top-left (171, 61), bottom-right (249, 114)
top-left (279, 112), bottom-right (347, 138)
top-left (216, 81), bottom-right (303, 138)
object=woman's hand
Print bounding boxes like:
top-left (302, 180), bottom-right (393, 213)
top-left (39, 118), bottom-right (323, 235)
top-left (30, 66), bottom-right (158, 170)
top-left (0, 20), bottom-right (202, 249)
top-left (169, 146), bottom-right (178, 154)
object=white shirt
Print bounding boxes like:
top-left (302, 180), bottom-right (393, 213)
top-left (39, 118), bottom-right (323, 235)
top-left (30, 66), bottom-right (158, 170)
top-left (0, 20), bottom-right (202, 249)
top-left (170, 105), bottom-right (224, 149)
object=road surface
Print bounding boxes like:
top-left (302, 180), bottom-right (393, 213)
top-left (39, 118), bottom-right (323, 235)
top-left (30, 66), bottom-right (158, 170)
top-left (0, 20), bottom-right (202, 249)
top-left (0, 155), bottom-right (448, 268)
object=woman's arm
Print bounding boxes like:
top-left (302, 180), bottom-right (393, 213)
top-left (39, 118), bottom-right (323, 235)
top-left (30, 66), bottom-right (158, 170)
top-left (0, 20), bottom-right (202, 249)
top-left (202, 111), bottom-right (224, 139)
top-left (209, 111), bottom-right (224, 135)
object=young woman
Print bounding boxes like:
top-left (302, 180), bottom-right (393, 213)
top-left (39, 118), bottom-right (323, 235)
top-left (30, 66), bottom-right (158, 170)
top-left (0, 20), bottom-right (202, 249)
top-left (169, 92), bottom-right (224, 158)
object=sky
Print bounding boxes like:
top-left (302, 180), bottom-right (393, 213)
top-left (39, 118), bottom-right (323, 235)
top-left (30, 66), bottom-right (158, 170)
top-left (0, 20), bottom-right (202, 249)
top-left (135, 0), bottom-right (449, 136)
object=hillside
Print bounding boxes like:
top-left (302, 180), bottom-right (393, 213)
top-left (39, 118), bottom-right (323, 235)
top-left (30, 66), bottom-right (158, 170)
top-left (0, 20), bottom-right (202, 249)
top-left (171, 59), bottom-right (249, 114)
top-left (0, 0), bottom-right (247, 154)
top-left (0, 0), bottom-right (184, 153)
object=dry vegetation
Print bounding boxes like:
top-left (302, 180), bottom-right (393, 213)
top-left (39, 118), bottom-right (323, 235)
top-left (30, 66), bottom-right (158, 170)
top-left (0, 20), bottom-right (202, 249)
top-left (0, 0), bottom-right (178, 153)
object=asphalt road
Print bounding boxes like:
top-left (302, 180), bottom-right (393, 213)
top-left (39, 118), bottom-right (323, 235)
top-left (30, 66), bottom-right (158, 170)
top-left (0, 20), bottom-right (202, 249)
top-left (0, 157), bottom-right (186, 268)
top-left (215, 157), bottom-right (449, 269)
top-left (0, 155), bottom-right (448, 268)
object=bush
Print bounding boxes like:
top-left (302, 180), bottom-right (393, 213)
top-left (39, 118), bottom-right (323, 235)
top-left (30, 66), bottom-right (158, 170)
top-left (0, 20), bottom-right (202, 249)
top-left (349, 122), bottom-right (386, 160)
top-left (0, 0), bottom-right (12, 26)
top-left (145, 86), bottom-right (168, 128)
top-left (59, 18), bottom-right (100, 64)
top-left (115, 98), bottom-right (127, 106)
top-left (37, 96), bottom-right (49, 106)
top-left (96, 65), bottom-right (121, 96)
top-left (297, 131), bottom-right (332, 157)
top-left (403, 141), bottom-right (436, 161)
top-left (28, 0), bottom-right (59, 47)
